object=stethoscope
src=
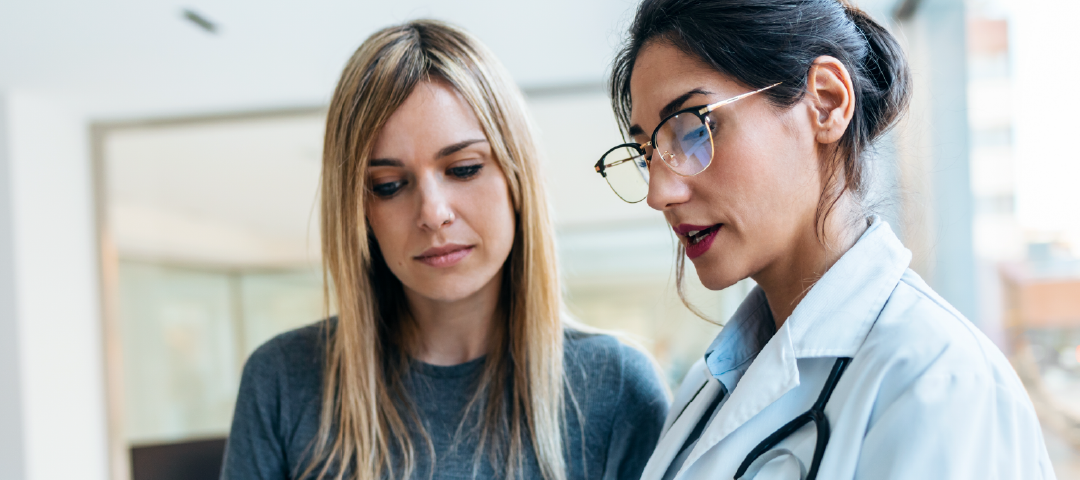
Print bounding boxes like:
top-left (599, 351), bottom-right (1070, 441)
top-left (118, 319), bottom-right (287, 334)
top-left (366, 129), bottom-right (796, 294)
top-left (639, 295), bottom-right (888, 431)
top-left (734, 357), bottom-right (852, 480)
top-left (672, 357), bottom-right (852, 480)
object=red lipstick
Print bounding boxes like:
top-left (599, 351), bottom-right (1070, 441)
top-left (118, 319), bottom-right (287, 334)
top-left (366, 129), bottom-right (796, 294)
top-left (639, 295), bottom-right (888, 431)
top-left (415, 244), bottom-right (473, 268)
top-left (674, 223), bottom-right (722, 260)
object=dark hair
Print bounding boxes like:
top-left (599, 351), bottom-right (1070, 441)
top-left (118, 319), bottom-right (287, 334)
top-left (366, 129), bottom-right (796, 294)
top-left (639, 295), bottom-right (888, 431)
top-left (611, 0), bottom-right (911, 233)
top-left (611, 0), bottom-right (911, 319)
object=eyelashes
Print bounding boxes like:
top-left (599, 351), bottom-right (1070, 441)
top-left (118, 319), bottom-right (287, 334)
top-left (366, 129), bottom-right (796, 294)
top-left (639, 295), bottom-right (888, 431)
top-left (372, 180), bottom-right (405, 197)
top-left (448, 164), bottom-right (482, 179)
top-left (370, 164), bottom-right (484, 198)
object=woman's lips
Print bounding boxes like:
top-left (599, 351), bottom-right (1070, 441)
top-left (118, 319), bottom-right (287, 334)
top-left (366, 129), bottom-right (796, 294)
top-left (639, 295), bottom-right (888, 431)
top-left (674, 223), bottom-right (722, 260)
top-left (415, 244), bottom-right (474, 268)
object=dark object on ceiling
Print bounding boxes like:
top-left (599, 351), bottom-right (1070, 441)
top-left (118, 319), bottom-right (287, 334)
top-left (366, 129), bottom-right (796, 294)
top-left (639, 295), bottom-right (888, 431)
top-left (183, 9), bottom-right (218, 34)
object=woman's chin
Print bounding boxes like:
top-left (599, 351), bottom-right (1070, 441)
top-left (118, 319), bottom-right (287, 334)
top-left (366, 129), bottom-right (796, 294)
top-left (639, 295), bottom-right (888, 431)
top-left (692, 262), bottom-right (745, 292)
top-left (404, 274), bottom-right (498, 305)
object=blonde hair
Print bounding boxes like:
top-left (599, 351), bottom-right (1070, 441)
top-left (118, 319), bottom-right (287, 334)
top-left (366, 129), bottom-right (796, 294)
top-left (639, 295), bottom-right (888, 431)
top-left (310, 19), bottom-right (567, 480)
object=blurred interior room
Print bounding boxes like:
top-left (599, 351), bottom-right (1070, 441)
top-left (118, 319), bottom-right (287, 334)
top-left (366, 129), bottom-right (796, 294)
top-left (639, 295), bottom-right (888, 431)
top-left (2, 0), bottom-right (1080, 479)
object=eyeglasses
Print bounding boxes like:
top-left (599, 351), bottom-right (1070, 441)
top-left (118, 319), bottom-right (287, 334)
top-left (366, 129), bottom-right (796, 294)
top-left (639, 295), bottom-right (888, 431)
top-left (594, 83), bottom-right (781, 203)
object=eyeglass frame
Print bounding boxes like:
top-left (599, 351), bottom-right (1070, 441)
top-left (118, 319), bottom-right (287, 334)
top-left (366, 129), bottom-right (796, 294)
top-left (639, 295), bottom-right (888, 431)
top-left (594, 82), bottom-right (782, 200)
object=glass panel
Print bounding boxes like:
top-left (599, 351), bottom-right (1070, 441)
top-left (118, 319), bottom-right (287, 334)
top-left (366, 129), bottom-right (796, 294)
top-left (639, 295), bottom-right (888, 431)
top-left (118, 261), bottom-right (331, 444)
top-left (118, 262), bottom-right (239, 444)
top-left (239, 269), bottom-right (328, 358)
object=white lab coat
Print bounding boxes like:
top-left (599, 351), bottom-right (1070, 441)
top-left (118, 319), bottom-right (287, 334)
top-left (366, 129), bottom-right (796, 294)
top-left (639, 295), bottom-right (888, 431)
top-left (642, 219), bottom-right (1056, 480)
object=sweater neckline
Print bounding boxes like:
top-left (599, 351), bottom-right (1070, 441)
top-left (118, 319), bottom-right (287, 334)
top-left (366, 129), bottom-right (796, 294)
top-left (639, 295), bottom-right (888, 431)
top-left (409, 355), bottom-right (487, 379)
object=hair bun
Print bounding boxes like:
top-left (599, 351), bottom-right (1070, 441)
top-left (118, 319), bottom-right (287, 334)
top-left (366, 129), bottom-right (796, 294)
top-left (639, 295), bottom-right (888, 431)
top-left (843, 4), bottom-right (912, 141)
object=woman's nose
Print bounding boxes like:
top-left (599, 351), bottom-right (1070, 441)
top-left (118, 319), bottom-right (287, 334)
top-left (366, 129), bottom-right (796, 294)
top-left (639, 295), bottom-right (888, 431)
top-left (645, 160), bottom-right (691, 211)
top-left (417, 177), bottom-right (455, 230)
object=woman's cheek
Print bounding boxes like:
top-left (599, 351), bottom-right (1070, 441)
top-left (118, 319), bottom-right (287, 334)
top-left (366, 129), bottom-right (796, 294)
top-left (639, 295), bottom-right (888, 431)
top-left (369, 207), bottom-right (406, 269)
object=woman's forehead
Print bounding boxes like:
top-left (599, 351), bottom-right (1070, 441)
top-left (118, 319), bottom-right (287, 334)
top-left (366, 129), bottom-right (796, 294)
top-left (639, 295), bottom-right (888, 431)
top-left (629, 43), bottom-right (745, 120)
top-left (371, 81), bottom-right (486, 163)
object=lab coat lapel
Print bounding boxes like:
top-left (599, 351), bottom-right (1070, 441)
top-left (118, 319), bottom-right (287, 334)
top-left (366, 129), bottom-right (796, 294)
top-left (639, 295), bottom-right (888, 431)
top-left (661, 361), bottom-right (711, 435)
top-left (679, 320), bottom-right (801, 474)
top-left (784, 219), bottom-right (912, 358)
top-left (674, 219), bottom-right (911, 476)
top-left (659, 219), bottom-right (912, 479)
top-left (639, 371), bottom-right (722, 480)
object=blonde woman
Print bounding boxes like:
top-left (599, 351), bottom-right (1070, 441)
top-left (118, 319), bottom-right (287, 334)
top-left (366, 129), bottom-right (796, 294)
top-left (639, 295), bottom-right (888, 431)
top-left (221, 20), bottom-right (668, 480)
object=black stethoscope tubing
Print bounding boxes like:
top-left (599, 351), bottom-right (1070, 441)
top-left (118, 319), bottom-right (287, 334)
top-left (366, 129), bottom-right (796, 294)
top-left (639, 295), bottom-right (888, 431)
top-left (734, 357), bottom-right (852, 480)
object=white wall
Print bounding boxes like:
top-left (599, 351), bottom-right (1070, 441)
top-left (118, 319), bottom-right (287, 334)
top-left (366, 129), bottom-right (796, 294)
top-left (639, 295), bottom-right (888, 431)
top-left (0, 91), bottom-right (108, 480)
top-left (0, 93), bottom-right (27, 480)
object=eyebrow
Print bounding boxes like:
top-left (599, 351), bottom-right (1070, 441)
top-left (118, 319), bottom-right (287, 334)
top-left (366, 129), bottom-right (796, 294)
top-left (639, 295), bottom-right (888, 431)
top-left (437, 138), bottom-right (488, 158)
top-left (628, 88), bottom-right (714, 138)
top-left (369, 158), bottom-right (404, 167)
top-left (368, 138), bottom-right (489, 168)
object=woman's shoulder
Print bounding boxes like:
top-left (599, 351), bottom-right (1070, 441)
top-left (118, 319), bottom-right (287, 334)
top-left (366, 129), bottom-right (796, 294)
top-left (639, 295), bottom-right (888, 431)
top-left (564, 328), bottom-right (647, 374)
top-left (563, 328), bottom-right (670, 406)
top-left (227, 320), bottom-right (331, 476)
top-left (241, 319), bottom-right (330, 392)
top-left (858, 269), bottom-right (1027, 407)
top-left (868, 270), bottom-right (1005, 366)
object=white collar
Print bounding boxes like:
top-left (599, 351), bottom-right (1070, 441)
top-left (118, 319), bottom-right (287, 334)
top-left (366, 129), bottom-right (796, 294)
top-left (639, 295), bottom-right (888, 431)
top-left (704, 216), bottom-right (912, 380)
top-left (678, 218), bottom-right (913, 472)
top-left (783, 216), bottom-right (912, 358)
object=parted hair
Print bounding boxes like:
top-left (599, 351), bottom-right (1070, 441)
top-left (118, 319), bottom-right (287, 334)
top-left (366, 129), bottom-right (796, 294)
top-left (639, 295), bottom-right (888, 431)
top-left (312, 19), bottom-right (568, 480)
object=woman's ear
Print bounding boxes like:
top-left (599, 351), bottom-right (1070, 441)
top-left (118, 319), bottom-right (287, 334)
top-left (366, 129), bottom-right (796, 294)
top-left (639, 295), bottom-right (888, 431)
top-left (806, 56), bottom-right (855, 145)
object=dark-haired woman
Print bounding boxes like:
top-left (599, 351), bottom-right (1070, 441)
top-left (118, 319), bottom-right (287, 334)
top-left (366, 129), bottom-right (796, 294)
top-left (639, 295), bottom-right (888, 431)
top-left (594, 0), bottom-right (1054, 478)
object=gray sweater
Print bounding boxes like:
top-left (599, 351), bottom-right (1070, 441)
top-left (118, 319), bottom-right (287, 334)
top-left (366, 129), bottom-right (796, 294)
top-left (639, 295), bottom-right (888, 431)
top-left (221, 321), bottom-right (669, 480)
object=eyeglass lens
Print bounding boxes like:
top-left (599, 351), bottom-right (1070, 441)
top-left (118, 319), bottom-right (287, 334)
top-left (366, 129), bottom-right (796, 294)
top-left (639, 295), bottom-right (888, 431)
top-left (599, 112), bottom-right (714, 202)
top-left (655, 112), bottom-right (713, 175)
top-left (600, 146), bottom-right (650, 203)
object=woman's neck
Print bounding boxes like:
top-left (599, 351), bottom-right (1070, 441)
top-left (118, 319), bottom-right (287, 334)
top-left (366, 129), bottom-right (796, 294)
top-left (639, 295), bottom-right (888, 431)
top-left (753, 207), bottom-right (866, 331)
top-left (402, 272), bottom-right (502, 366)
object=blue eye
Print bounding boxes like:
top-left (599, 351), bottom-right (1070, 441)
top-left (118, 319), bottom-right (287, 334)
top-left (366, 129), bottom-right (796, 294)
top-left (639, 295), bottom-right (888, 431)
top-left (448, 164), bottom-right (482, 179)
top-left (372, 180), bottom-right (405, 197)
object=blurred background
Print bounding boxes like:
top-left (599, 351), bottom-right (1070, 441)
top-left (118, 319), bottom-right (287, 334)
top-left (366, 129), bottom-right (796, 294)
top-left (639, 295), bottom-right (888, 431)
top-left (1, 0), bottom-right (1079, 479)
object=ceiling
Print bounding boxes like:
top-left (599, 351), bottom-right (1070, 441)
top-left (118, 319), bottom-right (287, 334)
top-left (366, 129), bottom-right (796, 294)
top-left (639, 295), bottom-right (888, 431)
top-left (0, 0), bottom-right (903, 121)
top-left (0, 0), bottom-right (641, 120)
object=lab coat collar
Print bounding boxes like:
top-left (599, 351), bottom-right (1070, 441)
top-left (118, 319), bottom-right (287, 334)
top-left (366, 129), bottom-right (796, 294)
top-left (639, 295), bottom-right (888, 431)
top-left (784, 217), bottom-right (912, 359)
top-left (678, 218), bottom-right (911, 473)
top-left (683, 321), bottom-right (801, 470)
top-left (704, 217), bottom-right (911, 381)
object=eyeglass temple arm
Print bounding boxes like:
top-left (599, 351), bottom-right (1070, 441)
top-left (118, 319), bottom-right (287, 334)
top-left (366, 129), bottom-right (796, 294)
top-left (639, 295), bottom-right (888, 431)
top-left (596, 143), bottom-right (651, 172)
top-left (699, 82), bottom-right (783, 115)
top-left (600, 157), bottom-right (635, 169)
